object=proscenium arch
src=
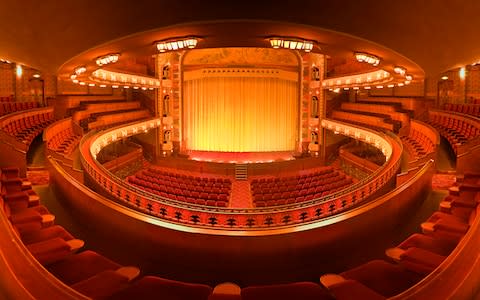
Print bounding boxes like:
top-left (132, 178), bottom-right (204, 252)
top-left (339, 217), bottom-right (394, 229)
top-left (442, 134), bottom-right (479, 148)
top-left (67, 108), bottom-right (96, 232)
top-left (180, 47), bottom-right (302, 153)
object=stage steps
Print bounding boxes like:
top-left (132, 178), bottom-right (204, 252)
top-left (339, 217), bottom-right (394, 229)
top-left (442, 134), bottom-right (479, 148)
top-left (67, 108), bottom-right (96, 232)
top-left (235, 164), bottom-right (248, 180)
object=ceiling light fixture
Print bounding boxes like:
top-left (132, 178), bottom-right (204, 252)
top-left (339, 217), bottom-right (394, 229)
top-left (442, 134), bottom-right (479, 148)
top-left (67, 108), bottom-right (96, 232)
top-left (74, 66), bottom-right (87, 75)
top-left (405, 74), bottom-right (413, 81)
top-left (269, 37), bottom-right (314, 52)
top-left (156, 37), bottom-right (198, 52)
top-left (393, 66), bottom-right (406, 75)
top-left (355, 52), bottom-right (380, 66)
top-left (96, 54), bottom-right (120, 66)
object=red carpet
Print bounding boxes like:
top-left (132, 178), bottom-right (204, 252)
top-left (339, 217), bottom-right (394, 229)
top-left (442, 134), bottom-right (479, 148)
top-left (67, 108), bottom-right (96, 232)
top-left (187, 151), bottom-right (295, 164)
top-left (26, 170), bottom-right (50, 185)
top-left (432, 173), bottom-right (456, 190)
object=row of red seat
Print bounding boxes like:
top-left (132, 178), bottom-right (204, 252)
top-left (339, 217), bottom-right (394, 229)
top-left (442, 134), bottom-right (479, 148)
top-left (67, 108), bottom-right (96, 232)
top-left (2, 111), bottom-right (54, 145)
top-left (47, 126), bottom-right (82, 155)
top-left (251, 166), bottom-right (334, 185)
top-left (444, 102), bottom-right (480, 117)
top-left (0, 101), bottom-right (38, 116)
top-left (251, 171), bottom-right (347, 194)
top-left (0, 167), bottom-right (230, 299)
top-left (147, 167), bottom-right (232, 186)
top-left (127, 173), bottom-right (231, 207)
top-left (133, 173), bottom-right (230, 194)
top-left (319, 173), bottom-right (480, 299)
top-left (427, 113), bottom-right (480, 154)
top-left (2, 168), bottom-right (344, 300)
top-left (253, 177), bottom-right (353, 207)
top-left (400, 127), bottom-right (436, 161)
top-left (0, 95), bottom-right (14, 102)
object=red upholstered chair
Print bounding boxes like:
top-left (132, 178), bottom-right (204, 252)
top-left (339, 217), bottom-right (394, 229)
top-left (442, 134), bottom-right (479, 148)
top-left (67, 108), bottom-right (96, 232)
top-left (208, 282), bottom-right (242, 300)
top-left (71, 269), bottom-right (135, 299)
top-left (395, 233), bottom-right (457, 256)
top-left (421, 205), bottom-right (478, 243)
top-left (19, 225), bottom-right (75, 245)
top-left (106, 276), bottom-right (212, 300)
top-left (255, 201), bottom-right (265, 208)
top-left (47, 250), bottom-right (125, 285)
top-left (385, 247), bottom-right (446, 276)
top-left (241, 282), bottom-right (334, 300)
top-left (26, 237), bottom-right (84, 265)
top-left (339, 260), bottom-right (422, 297)
top-left (321, 276), bottom-right (386, 300)
top-left (216, 201), bottom-right (227, 207)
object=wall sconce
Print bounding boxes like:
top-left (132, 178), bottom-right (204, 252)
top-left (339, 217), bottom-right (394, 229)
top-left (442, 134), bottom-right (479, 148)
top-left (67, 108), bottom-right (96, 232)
top-left (16, 65), bottom-right (23, 78)
top-left (269, 37), bottom-right (314, 52)
top-left (355, 52), bottom-right (380, 66)
top-left (156, 37), bottom-right (198, 52)
top-left (96, 54), bottom-right (120, 66)
top-left (459, 67), bottom-right (466, 80)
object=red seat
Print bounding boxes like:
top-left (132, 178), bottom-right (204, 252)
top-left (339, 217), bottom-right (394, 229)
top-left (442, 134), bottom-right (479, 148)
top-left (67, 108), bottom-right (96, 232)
top-left (241, 282), bottom-right (334, 300)
top-left (340, 260), bottom-right (422, 297)
top-left (107, 276), bottom-right (212, 300)
top-left (47, 250), bottom-right (122, 285)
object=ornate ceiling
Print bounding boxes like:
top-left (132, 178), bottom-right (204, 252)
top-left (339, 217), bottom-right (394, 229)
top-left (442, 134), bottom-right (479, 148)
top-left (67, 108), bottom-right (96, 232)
top-left (1, 0), bottom-right (478, 77)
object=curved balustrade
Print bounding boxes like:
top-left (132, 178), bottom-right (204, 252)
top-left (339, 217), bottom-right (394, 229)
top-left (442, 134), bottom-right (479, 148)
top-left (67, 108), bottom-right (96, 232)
top-left (322, 69), bottom-right (397, 89)
top-left (80, 118), bottom-right (402, 230)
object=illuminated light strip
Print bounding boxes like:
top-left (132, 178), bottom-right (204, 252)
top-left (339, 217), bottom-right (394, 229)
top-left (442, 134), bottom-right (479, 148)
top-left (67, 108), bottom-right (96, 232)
top-left (321, 119), bottom-right (393, 160)
top-left (156, 37), bottom-right (198, 52)
top-left (90, 69), bottom-right (161, 89)
top-left (90, 118), bottom-right (162, 158)
top-left (269, 37), bottom-right (314, 52)
top-left (322, 69), bottom-right (392, 89)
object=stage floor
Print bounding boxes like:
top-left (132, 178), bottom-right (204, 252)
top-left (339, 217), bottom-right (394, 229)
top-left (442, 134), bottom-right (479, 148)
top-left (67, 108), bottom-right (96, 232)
top-left (186, 151), bottom-right (295, 164)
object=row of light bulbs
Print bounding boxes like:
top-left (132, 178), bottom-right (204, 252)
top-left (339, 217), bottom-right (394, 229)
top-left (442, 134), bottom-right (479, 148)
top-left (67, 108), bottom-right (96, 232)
top-left (355, 52), bottom-right (380, 66)
top-left (269, 38), bottom-right (314, 52)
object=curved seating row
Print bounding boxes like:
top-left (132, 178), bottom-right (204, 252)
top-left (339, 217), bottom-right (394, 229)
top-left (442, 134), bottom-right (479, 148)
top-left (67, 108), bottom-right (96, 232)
top-left (320, 174), bottom-right (480, 299)
top-left (126, 168), bottom-right (232, 207)
top-left (0, 95), bottom-right (14, 102)
top-left (0, 101), bottom-right (38, 116)
top-left (444, 103), bottom-right (480, 117)
top-left (250, 167), bottom-right (353, 206)
top-left (48, 128), bottom-right (81, 156)
top-left (426, 111), bottom-right (480, 154)
top-left (1, 166), bottom-right (347, 300)
top-left (251, 171), bottom-right (354, 207)
top-left (1, 109), bottom-right (54, 145)
top-left (400, 127), bottom-right (435, 161)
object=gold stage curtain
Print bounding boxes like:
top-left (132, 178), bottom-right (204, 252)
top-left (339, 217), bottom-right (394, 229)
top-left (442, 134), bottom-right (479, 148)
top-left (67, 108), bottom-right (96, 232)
top-left (183, 76), bottom-right (298, 152)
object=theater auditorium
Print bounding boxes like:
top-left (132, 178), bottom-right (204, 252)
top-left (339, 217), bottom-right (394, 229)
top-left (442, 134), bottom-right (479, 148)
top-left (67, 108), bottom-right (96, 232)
top-left (1, 1), bottom-right (480, 299)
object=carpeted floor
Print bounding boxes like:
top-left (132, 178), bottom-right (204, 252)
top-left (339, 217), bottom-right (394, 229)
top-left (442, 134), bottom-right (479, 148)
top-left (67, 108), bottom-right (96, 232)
top-left (26, 169), bottom-right (50, 185)
top-left (229, 181), bottom-right (252, 208)
top-left (431, 173), bottom-right (456, 190)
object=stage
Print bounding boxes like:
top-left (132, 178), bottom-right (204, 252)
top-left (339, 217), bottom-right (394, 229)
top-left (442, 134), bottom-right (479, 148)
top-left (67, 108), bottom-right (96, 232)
top-left (186, 150), bottom-right (296, 164)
